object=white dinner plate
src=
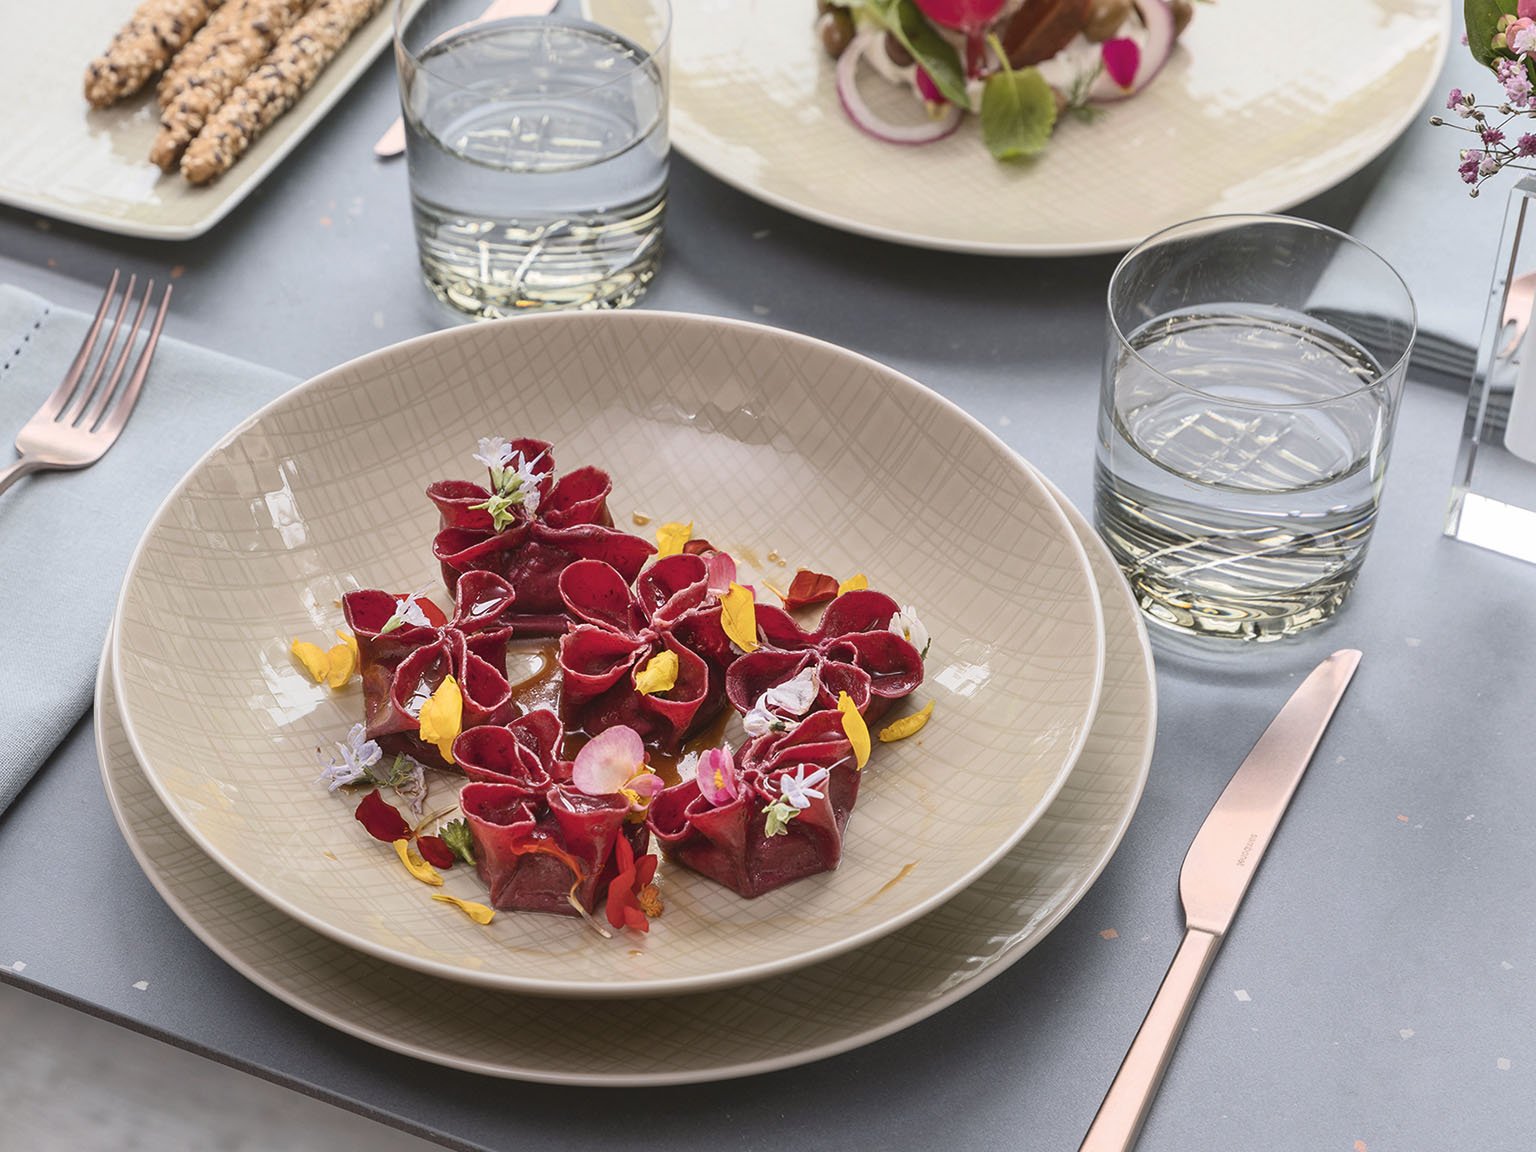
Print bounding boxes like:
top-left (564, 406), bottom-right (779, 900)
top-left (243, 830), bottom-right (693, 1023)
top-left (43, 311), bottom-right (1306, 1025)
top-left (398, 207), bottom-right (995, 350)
top-left (98, 475), bottom-right (1155, 1085)
top-left (110, 311), bottom-right (1104, 996)
top-left (640, 0), bottom-right (1449, 255)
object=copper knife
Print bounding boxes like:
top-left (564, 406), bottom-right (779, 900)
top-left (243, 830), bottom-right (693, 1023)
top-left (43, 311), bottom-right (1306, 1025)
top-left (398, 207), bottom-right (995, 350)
top-left (1080, 648), bottom-right (1363, 1152)
top-left (375, 0), bottom-right (559, 158)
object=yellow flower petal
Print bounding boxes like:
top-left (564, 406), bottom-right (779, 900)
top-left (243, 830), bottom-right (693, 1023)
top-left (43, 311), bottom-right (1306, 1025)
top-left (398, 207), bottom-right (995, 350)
top-left (324, 641), bottom-right (356, 689)
top-left (656, 521), bottom-right (693, 558)
top-left (838, 573), bottom-right (868, 595)
top-left (634, 649), bottom-right (679, 696)
top-left (393, 838), bottom-right (444, 886)
top-left (878, 700), bottom-right (934, 743)
top-left (720, 582), bottom-right (759, 653)
top-left (432, 893), bottom-right (495, 924)
top-left (417, 675), bottom-right (463, 765)
top-left (290, 639), bottom-right (330, 683)
top-left (337, 630), bottom-right (358, 661)
top-left (837, 690), bottom-right (871, 770)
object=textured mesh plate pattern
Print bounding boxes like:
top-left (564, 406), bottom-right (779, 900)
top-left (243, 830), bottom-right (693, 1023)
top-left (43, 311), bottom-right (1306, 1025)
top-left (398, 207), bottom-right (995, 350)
top-left (112, 311), bottom-right (1103, 996)
top-left (98, 478), bottom-right (1154, 1085)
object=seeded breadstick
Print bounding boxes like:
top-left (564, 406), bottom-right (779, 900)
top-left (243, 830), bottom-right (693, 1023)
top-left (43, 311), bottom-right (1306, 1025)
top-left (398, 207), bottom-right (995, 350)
top-left (150, 0), bottom-right (310, 172)
top-left (83, 0), bottom-right (224, 108)
top-left (157, 0), bottom-right (308, 107)
top-left (181, 0), bottom-right (383, 185)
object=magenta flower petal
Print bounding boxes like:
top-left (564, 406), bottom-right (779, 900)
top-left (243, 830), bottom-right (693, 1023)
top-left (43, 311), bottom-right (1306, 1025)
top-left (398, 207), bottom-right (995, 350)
top-left (1101, 38), bottom-right (1140, 90)
top-left (695, 746), bottom-right (739, 806)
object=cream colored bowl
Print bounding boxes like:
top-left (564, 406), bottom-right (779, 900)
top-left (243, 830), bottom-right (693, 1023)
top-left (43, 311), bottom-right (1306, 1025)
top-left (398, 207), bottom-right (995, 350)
top-left (112, 311), bottom-right (1104, 997)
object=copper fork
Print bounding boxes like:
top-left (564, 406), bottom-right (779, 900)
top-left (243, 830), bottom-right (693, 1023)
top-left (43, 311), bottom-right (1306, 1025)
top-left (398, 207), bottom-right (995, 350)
top-left (0, 271), bottom-right (172, 498)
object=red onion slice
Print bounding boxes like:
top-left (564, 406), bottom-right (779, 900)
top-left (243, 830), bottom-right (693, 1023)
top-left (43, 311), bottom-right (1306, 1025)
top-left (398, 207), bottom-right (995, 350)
top-left (836, 33), bottom-right (965, 146)
top-left (1087, 0), bottom-right (1175, 103)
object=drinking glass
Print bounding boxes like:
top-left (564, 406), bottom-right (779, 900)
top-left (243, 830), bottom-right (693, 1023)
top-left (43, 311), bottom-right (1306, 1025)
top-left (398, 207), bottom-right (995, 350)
top-left (1094, 215), bottom-right (1417, 641)
top-left (394, 0), bottom-right (670, 318)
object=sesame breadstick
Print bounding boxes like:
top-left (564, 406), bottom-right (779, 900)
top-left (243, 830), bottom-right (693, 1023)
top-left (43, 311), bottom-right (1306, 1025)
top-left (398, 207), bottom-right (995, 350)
top-left (180, 0), bottom-right (383, 185)
top-left (84, 0), bottom-right (224, 108)
top-left (156, 0), bottom-right (308, 107)
top-left (150, 0), bottom-right (310, 172)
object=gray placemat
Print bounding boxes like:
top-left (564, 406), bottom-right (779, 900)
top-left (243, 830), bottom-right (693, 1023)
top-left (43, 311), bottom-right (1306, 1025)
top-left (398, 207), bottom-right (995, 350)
top-left (0, 283), bottom-right (296, 814)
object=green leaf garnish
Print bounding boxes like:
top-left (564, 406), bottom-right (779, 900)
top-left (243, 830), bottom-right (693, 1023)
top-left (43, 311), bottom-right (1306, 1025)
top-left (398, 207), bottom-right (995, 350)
top-left (861, 0), bottom-right (970, 109)
top-left (1466, 2), bottom-right (1517, 69)
top-left (763, 799), bottom-right (799, 838)
top-left (980, 63), bottom-right (1057, 162)
top-left (440, 818), bottom-right (476, 866)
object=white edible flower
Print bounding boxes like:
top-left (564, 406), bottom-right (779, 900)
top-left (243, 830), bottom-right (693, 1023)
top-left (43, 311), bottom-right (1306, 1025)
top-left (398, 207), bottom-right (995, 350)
top-left (744, 696), bottom-right (788, 738)
top-left (393, 758), bottom-right (428, 817)
top-left (472, 436), bottom-right (514, 471)
top-left (888, 605), bottom-right (930, 657)
top-left (506, 449), bottom-right (545, 515)
top-left (380, 585), bottom-right (434, 634)
top-left (764, 666), bottom-right (818, 716)
top-left (316, 723), bottom-right (382, 791)
top-left (777, 764), bottom-right (829, 811)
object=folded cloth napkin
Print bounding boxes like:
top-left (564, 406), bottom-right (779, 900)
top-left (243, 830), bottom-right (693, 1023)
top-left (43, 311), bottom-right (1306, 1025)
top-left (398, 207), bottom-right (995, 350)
top-left (1340, 30), bottom-right (1511, 382)
top-left (0, 284), bottom-right (295, 815)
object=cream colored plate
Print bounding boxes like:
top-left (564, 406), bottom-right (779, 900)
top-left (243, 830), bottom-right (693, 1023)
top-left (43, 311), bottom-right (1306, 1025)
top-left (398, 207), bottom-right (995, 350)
top-left (98, 477), bottom-right (1154, 1085)
top-left (110, 310), bottom-right (1104, 997)
top-left (643, 0), bottom-right (1449, 255)
top-left (0, 1), bottom-right (393, 239)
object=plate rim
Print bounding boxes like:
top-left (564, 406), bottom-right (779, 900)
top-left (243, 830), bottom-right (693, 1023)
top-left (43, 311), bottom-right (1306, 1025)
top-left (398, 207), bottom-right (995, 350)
top-left (108, 308), bottom-right (1106, 997)
top-left (95, 474), bottom-right (1154, 1085)
top-left (666, 3), bottom-right (1451, 257)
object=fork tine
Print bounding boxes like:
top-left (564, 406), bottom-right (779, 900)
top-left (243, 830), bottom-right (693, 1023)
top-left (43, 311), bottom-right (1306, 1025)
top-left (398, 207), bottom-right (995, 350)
top-left (83, 278), bottom-right (152, 431)
top-left (94, 282), bottom-right (171, 444)
top-left (38, 270), bottom-right (119, 420)
top-left (62, 273), bottom-right (136, 427)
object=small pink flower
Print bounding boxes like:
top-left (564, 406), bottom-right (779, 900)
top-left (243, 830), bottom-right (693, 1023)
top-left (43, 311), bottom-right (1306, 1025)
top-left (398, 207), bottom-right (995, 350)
top-left (572, 725), bottom-right (662, 813)
top-left (1521, 0), bottom-right (1536, 21)
top-left (1518, 133), bottom-right (1536, 157)
top-left (695, 746), bottom-right (739, 806)
top-left (1101, 38), bottom-right (1140, 90)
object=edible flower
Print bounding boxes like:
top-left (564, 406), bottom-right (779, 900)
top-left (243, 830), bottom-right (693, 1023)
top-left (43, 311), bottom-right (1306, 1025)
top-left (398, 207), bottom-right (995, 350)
top-left (763, 797), bottom-right (798, 836)
top-left (317, 723), bottom-right (382, 791)
top-left (416, 675), bottom-right (463, 765)
top-left (1101, 37), bottom-right (1140, 90)
top-left (354, 788), bottom-right (411, 843)
top-left (605, 836), bottom-right (660, 933)
top-left (779, 763), bottom-right (830, 809)
top-left (742, 665), bottom-right (820, 737)
top-left (656, 520), bottom-right (693, 558)
top-left (415, 834), bottom-right (456, 870)
top-left (439, 818), bottom-right (476, 866)
top-left (571, 725), bottom-right (664, 815)
top-left (720, 582), bottom-right (759, 653)
top-left (888, 605), bottom-right (931, 659)
top-left (694, 744), bottom-right (739, 806)
top-left (290, 630), bottom-right (359, 688)
top-left (879, 700), bottom-right (935, 743)
top-left (469, 439), bottom-right (545, 529)
top-left (378, 586), bottom-right (435, 635)
top-left (432, 893), bottom-right (495, 924)
top-left (837, 573), bottom-right (868, 595)
top-left (782, 569), bottom-right (839, 611)
top-left (633, 649), bottom-right (679, 696)
top-left (837, 690), bottom-right (871, 769)
top-left (393, 838), bottom-right (445, 885)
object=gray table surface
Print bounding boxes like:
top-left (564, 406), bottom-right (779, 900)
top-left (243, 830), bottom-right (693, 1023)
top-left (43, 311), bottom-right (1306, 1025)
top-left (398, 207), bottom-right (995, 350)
top-left (3, 34), bottom-right (1535, 1152)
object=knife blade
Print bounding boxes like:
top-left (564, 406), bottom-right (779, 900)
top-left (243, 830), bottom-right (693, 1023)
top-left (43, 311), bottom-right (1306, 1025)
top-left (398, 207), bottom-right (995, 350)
top-left (1079, 648), bottom-right (1363, 1152)
top-left (375, 0), bottom-right (559, 158)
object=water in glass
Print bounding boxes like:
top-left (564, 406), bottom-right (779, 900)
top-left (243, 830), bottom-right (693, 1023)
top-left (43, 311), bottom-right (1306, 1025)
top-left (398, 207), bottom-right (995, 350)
top-left (1095, 305), bottom-right (1395, 640)
top-left (403, 19), bottom-right (667, 316)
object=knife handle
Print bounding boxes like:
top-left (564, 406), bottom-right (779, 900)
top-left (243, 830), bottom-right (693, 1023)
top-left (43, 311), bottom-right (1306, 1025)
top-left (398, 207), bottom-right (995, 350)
top-left (1079, 927), bottom-right (1222, 1152)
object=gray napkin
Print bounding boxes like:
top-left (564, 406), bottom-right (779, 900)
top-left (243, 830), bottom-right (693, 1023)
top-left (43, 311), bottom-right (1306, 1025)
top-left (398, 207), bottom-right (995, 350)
top-left (1343, 33), bottom-right (1511, 380)
top-left (0, 284), bottom-right (295, 815)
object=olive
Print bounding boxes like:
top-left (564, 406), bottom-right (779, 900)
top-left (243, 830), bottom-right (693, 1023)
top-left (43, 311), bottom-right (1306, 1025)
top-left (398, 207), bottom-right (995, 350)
top-left (818, 8), bottom-right (856, 58)
top-left (884, 30), bottom-right (914, 67)
top-left (1084, 0), bottom-right (1133, 42)
top-left (1171, 0), bottom-right (1194, 36)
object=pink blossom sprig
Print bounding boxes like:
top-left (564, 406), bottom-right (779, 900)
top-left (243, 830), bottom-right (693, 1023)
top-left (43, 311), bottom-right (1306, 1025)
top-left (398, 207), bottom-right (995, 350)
top-left (1436, 3), bottom-right (1536, 195)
